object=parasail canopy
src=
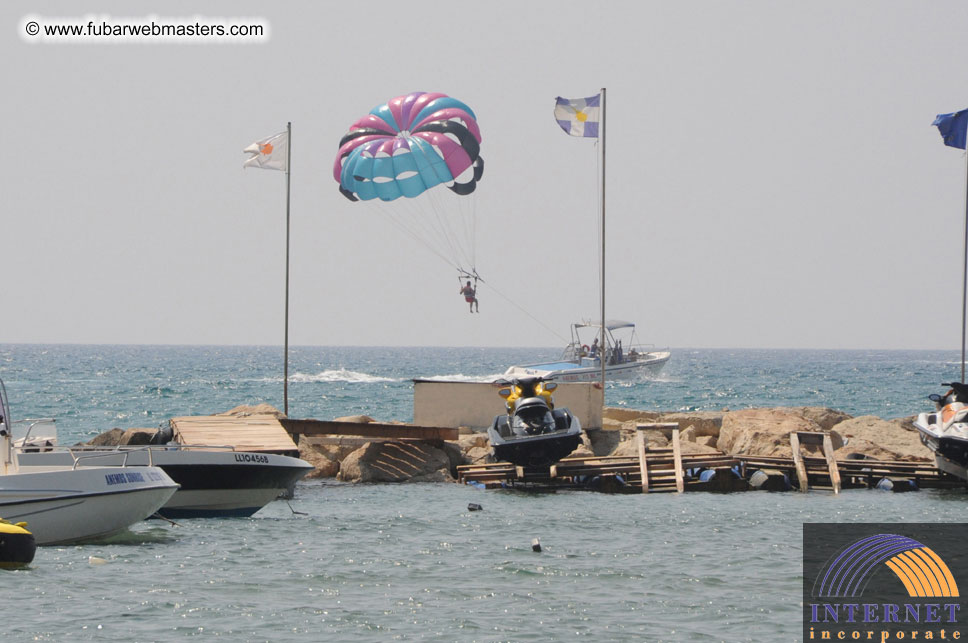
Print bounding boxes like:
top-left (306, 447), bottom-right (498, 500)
top-left (334, 92), bottom-right (484, 202)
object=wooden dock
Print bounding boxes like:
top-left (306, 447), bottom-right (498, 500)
top-left (280, 419), bottom-right (458, 445)
top-left (457, 451), bottom-right (747, 492)
top-left (735, 454), bottom-right (958, 491)
top-left (456, 426), bottom-right (964, 493)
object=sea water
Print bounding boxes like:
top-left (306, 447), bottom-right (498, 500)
top-left (0, 345), bottom-right (964, 642)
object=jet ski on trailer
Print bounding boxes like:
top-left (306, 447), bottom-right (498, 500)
top-left (487, 376), bottom-right (582, 468)
top-left (913, 382), bottom-right (968, 482)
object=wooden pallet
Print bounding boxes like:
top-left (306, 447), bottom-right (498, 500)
top-left (736, 451), bottom-right (961, 491)
top-left (170, 415), bottom-right (298, 454)
top-left (457, 429), bottom-right (963, 493)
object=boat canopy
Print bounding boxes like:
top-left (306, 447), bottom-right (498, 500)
top-left (574, 320), bottom-right (635, 331)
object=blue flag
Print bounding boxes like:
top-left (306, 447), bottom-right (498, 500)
top-left (933, 109), bottom-right (968, 149)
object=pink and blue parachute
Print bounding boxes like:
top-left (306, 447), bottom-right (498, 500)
top-left (333, 92), bottom-right (483, 202)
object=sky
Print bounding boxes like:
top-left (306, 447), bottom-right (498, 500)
top-left (3, 1), bottom-right (968, 350)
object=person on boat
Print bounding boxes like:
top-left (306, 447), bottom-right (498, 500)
top-left (589, 337), bottom-right (599, 358)
top-left (460, 280), bottom-right (479, 313)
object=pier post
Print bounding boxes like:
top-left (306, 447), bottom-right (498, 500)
top-left (636, 427), bottom-right (649, 493)
top-left (790, 432), bottom-right (809, 492)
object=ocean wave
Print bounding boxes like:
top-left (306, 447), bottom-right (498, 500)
top-left (288, 369), bottom-right (397, 384)
top-left (418, 373), bottom-right (505, 383)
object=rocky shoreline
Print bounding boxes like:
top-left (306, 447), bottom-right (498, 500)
top-left (83, 404), bottom-right (931, 483)
top-left (296, 406), bottom-right (931, 483)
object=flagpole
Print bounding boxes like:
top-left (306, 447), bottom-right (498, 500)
top-left (962, 118), bottom-right (968, 383)
top-left (600, 87), bottom-right (607, 391)
top-left (284, 121), bottom-right (292, 416)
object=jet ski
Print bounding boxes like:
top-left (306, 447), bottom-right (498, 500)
top-left (913, 381), bottom-right (968, 482)
top-left (486, 376), bottom-right (582, 468)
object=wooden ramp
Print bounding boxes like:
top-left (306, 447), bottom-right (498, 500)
top-left (790, 431), bottom-right (841, 493)
top-left (457, 451), bottom-right (744, 493)
top-left (736, 453), bottom-right (960, 491)
top-left (170, 416), bottom-right (298, 454)
top-left (457, 429), bottom-right (962, 494)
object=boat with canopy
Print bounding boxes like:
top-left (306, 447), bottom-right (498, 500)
top-left (504, 320), bottom-right (670, 382)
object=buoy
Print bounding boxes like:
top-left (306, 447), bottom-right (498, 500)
top-left (875, 477), bottom-right (918, 493)
top-left (467, 503), bottom-right (483, 512)
top-left (531, 538), bottom-right (542, 553)
top-left (875, 478), bottom-right (894, 491)
top-left (0, 518), bottom-right (36, 567)
top-left (699, 469), bottom-right (717, 482)
top-left (88, 556), bottom-right (108, 565)
top-left (748, 468), bottom-right (792, 492)
top-left (748, 470), bottom-right (768, 487)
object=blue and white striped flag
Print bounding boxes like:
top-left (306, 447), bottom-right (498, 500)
top-left (554, 94), bottom-right (601, 138)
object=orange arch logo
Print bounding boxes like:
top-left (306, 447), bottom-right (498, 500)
top-left (814, 534), bottom-right (959, 598)
top-left (885, 547), bottom-right (959, 598)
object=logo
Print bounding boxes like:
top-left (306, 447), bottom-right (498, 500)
top-left (815, 534), bottom-right (959, 599)
top-left (804, 524), bottom-right (966, 641)
top-left (259, 142), bottom-right (274, 156)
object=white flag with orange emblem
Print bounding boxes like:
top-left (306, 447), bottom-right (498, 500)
top-left (243, 131), bottom-right (288, 171)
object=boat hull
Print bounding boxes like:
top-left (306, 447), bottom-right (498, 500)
top-left (504, 352), bottom-right (670, 382)
top-left (487, 410), bottom-right (582, 468)
top-left (0, 466), bottom-right (178, 545)
top-left (16, 448), bottom-right (314, 518)
top-left (489, 430), bottom-right (582, 468)
top-left (913, 413), bottom-right (968, 482)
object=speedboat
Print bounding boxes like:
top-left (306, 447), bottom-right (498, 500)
top-left (0, 380), bottom-right (179, 546)
top-left (487, 376), bottom-right (582, 468)
top-left (504, 320), bottom-right (670, 382)
top-left (14, 420), bottom-right (314, 518)
top-left (913, 382), bottom-right (968, 481)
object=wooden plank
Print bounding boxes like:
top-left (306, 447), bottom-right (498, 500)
top-left (790, 432), bottom-right (809, 492)
top-left (822, 433), bottom-right (841, 494)
top-left (637, 427), bottom-right (649, 493)
top-left (281, 419), bottom-right (458, 441)
top-left (637, 422), bottom-right (680, 435)
top-left (170, 415), bottom-right (298, 453)
top-left (671, 428), bottom-right (684, 493)
top-left (794, 431), bottom-right (824, 445)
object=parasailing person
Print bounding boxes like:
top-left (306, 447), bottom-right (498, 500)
top-left (459, 279), bottom-right (479, 313)
top-left (333, 91), bottom-right (485, 308)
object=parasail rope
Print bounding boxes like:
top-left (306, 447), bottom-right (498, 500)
top-left (372, 198), bottom-right (463, 272)
top-left (367, 198), bottom-right (567, 343)
top-left (476, 280), bottom-right (570, 344)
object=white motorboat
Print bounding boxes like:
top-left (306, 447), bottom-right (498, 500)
top-left (0, 380), bottom-right (179, 546)
top-left (14, 420), bottom-right (314, 519)
top-left (504, 320), bottom-right (670, 382)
